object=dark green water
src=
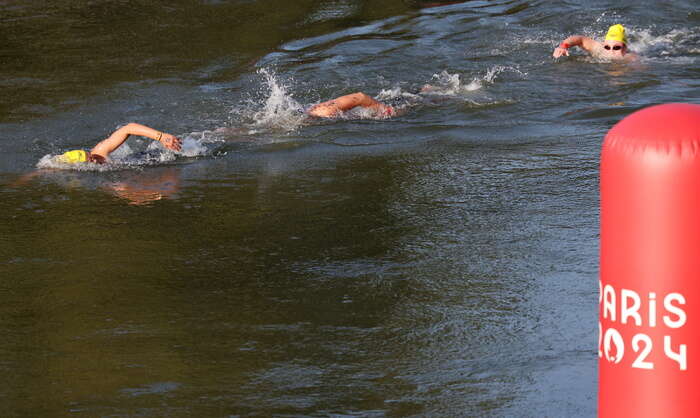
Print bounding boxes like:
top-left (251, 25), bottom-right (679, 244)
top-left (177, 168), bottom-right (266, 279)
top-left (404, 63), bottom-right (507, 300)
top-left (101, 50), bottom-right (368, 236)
top-left (1, 0), bottom-right (699, 416)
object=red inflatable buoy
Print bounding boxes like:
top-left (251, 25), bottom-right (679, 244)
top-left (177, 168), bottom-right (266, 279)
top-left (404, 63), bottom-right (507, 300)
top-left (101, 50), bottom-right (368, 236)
top-left (600, 103), bottom-right (700, 417)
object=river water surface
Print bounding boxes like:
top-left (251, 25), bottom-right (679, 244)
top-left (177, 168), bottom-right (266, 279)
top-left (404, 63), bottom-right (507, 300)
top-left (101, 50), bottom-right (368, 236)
top-left (1, 0), bottom-right (699, 416)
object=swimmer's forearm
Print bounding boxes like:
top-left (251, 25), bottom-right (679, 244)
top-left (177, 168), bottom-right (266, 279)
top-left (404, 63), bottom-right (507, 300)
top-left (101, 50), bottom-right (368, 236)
top-left (561, 35), bottom-right (583, 47)
top-left (122, 123), bottom-right (182, 152)
top-left (560, 35), bottom-right (597, 52)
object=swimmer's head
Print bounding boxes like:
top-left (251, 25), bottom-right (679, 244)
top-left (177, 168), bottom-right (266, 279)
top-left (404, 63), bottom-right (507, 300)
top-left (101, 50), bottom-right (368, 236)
top-left (603, 24), bottom-right (628, 56)
top-left (56, 150), bottom-right (107, 164)
top-left (57, 150), bottom-right (88, 164)
top-left (605, 24), bottom-right (627, 44)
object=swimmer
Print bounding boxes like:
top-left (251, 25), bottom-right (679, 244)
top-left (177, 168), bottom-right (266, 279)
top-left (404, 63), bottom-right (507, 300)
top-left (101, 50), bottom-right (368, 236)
top-left (553, 24), bottom-right (638, 62)
top-left (56, 123), bottom-right (182, 164)
top-left (307, 92), bottom-right (395, 118)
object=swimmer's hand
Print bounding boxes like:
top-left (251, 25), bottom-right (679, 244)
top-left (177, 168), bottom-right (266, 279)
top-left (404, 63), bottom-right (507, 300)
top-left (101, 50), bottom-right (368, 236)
top-left (553, 46), bottom-right (570, 58)
top-left (160, 133), bottom-right (182, 152)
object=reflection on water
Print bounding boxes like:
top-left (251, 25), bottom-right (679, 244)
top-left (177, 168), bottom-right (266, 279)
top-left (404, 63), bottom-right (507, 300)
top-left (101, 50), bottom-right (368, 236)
top-left (105, 168), bottom-right (181, 206)
top-left (1, 0), bottom-right (699, 416)
top-left (11, 166), bottom-right (183, 206)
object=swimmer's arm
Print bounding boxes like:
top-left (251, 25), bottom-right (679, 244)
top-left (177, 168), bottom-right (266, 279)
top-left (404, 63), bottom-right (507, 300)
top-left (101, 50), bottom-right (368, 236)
top-left (308, 92), bottom-right (393, 118)
top-left (90, 123), bottom-right (182, 158)
top-left (553, 35), bottom-right (600, 57)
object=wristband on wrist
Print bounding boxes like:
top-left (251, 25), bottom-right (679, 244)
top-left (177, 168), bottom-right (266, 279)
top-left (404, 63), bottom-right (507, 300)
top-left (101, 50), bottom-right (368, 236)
top-left (559, 42), bottom-right (570, 49)
top-left (156, 131), bottom-right (163, 141)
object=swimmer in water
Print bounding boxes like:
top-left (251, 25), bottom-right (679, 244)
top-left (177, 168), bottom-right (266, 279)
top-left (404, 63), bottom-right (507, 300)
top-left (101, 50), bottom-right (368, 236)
top-left (56, 123), bottom-right (182, 164)
top-left (307, 92), bottom-right (395, 118)
top-left (553, 24), bottom-right (638, 62)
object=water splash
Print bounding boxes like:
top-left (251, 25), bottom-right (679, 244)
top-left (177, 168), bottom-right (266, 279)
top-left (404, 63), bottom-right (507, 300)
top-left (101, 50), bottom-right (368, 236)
top-left (235, 66), bottom-right (524, 125)
top-left (234, 68), bottom-right (404, 128)
top-left (629, 27), bottom-right (700, 61)
top-left (376, 86), bottom-right (422, 102)
top-left (372, 67), bottom-right (519, 111)
top-left (420, 66), bottom-right (524, 96)
top-left (178, 131), bottom-right (222, 157)
top-left (375, 87), bottom-right (422, 115)
top-left (248, 68), bottom-right (307, 132)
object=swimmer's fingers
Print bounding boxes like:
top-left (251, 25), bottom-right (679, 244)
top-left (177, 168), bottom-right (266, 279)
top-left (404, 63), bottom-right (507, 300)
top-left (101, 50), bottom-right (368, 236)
top-left (170, 136), bottom-right (183, 151)
top-left (161, 134), bottom-right (182, 151)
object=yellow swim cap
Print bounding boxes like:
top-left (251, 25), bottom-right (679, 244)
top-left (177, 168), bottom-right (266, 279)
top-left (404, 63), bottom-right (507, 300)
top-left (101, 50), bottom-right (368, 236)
top-left (605, 24), bottom-right (627, 44)
top-left (57, 150), bottom-right (88, 164)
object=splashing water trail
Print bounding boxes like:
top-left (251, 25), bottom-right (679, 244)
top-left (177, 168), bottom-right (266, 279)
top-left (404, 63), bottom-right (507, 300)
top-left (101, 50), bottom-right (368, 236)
top-left (421, 66), bottom-right (523, 96)
top-left (629, 27), bottom-right (700, 61)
